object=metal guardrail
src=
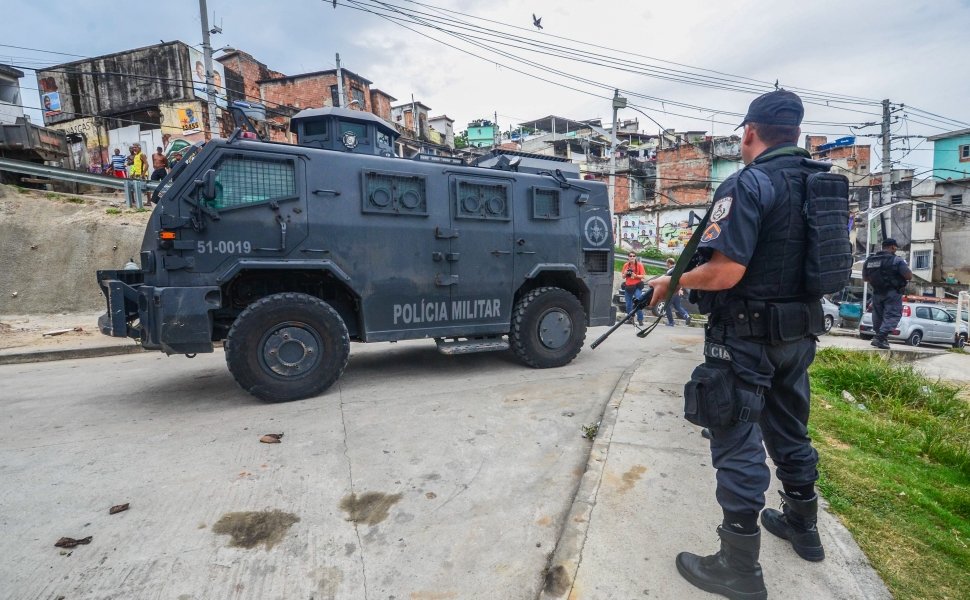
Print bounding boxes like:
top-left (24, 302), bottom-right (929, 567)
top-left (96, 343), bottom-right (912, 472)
top-left (0, 156), bottom-right (157, 209)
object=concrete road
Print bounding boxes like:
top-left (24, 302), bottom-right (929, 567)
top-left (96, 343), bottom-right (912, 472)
top-left (0, 326), bottom-right (650, 600)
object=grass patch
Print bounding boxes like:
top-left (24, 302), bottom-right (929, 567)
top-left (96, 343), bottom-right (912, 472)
top-left (45, 192), bottom-right (63, 200)
top-left (809, 348), bottom-right (969, 599)
top-left (105, 207), bottom-right (122, 215)
top-left (16, 186), bottom-right (29, 194)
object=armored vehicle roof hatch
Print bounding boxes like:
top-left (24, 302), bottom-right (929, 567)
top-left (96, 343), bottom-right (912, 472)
top-left (290, 107), bottom-right (398, 157)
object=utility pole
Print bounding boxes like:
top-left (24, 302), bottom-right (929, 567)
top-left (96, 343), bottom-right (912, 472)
top-left (198, 0), bottom-right (219, 138)
top-left (335, 53), bottom-right (343, 107)
top-left (880, 98), bottom-right (893, 235)
top-left (609, 89), bottom-right (627, 228)
top-left (494, 111), bottom-right (500, 147)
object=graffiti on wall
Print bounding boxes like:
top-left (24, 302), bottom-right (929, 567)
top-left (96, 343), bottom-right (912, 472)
top-left (617, 208), bottom-right (706, 254)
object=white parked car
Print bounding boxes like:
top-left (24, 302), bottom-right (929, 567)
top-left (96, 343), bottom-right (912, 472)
top-left (860, 300), bottom-right (968, 348)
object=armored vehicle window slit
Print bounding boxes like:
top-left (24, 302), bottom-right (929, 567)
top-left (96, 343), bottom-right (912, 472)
top-left (361, 171), bottom-right (428, 216)
top-left (211, 155), bottom-right (297, 210)
top-left (584, 251), bottom-right (610, 273)
top-left (532, 188), bottom-right (561, 220)
top-left (453, 179), bottom-right (511, 221)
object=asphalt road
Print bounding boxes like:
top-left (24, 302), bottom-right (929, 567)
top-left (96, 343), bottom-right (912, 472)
top-left (0, 325), bottom-right (654, 600)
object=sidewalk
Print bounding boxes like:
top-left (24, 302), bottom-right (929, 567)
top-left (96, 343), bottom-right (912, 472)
top-left (0, 312), bottom-right (140, 364)
top-left (543, 329), bottom-right (891, 599)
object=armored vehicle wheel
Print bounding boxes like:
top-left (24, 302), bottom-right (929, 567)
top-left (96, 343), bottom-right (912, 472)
top-left (225, 292), bottom-right (350, 402)
top-left (510, 286), bottom-right (586, 368)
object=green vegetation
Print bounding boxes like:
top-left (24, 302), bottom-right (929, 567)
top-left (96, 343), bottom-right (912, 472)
top-left (105, 207), bottom-right (122, 215)
top-left (45, 192), bottom-right (63, 200)
top-left (808, 348), bottom-right (969, 599)
top-left (16, 186), bottom-right (29, 194)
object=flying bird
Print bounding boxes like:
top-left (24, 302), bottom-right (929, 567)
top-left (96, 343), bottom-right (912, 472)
top-left (532, 13), bottom-right (543, 29)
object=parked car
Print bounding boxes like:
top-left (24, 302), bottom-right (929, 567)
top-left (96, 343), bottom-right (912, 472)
top-left (945, 309), bottom-right (969, 348)
top-left (820, 297), bottom-right (839, 333)
top-left (860, 300), bottom-right (969, 347)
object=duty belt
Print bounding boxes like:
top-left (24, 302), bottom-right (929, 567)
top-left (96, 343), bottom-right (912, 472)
top-left (712, 299), bottom-right (823, 345)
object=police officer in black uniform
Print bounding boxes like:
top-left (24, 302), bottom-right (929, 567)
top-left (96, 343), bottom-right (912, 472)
top-left (862, 238), bottom-right (912, 349)
top-left (650, 90), bottom-right (840, 600)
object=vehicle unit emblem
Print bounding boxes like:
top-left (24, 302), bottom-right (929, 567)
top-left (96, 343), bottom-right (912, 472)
top-left (342, 131), bottom-right (358, 149)
top-left (584, 216), bottom-right (609, 246)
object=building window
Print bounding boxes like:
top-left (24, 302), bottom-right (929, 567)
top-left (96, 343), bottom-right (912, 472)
top-left (913, 250), bottom-right (931, 270)
top-left (953, 194), bottom-right (964, 206)
top-left (330, 85), bottom-right (339, 107)
top-left (961, 144), bottom-right (970, 161)
top-left (915, 203), bottom-right (933, 222)
top-left (351, 87), bottom-right (365, 107)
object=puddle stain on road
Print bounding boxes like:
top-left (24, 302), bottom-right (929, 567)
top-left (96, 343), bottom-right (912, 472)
top-left (339, 491), bottom-right (403, 525)
top-left (619, 465), bottom-right (647, 493)
top-left (212, 510), bottom-right (300, 550)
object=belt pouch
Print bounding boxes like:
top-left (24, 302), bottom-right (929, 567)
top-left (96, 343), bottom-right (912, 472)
top-left (683, 362), bottom-right (736, 428)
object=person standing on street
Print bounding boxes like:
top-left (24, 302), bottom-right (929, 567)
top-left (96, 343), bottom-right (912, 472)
top-left (109, 148), bottom-right (127, 178)
top-left (621, 251), bottom-right (647, 326)
top-left (649, 90), bottom-right (846, 600)
top-left (128, 144), bottom-right (148, 180)
top-left (862, 238), bottom-right (912, 349)
top-left (664, 257), bottom-right (692, 327)
top-left (150, 146), bottom-right (168, 182)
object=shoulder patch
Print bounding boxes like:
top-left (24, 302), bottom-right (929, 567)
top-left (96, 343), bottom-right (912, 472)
top-left (711, 196), bottom-right (733, 222)
top-left (701, 222), bottom-right (721, 242)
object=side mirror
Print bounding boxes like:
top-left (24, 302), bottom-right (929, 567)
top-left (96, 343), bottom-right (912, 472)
top-left (196, 169), bottom-right (217, 201)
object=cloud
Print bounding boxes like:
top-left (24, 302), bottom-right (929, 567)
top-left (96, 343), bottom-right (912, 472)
top-left (4, 0), bottom-right (966, 174)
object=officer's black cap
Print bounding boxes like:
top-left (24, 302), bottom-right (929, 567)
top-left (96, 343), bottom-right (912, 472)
top-left (883, 238), bottom-right (898, 247)
top-left (738, 90), bottom-right (804, 128)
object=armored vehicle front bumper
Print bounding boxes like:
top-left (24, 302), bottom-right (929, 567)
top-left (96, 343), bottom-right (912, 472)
top-left (97, 269), bottom-right (222, 355)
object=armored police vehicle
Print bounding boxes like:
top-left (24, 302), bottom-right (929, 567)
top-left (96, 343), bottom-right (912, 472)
top-left (96, 107), bottom-right (615, 401)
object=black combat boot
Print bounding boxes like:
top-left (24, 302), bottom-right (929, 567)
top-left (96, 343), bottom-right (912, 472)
top-left (675, 526), bottom-right (767, 600)
top-left (761, 491), bottom-right (825, 562)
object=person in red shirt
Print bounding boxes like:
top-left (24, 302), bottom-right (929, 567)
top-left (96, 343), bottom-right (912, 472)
top-left (621, 251), bottom-right (647, 325)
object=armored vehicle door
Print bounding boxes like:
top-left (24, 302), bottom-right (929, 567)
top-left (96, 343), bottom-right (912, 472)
top-left (177, 148), bottom-right (308, 274)
top-left (304, 156), bottom-right (454, 341)
top-left (511, 183), bottom-right (611, 277)
top-left (448, 174), bottom-right (515, 330)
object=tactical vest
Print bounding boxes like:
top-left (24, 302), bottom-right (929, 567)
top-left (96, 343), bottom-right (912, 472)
top-left (864, 252), bottom-right (905, 293)
top-left (730, 150), bottom-right (816, 301)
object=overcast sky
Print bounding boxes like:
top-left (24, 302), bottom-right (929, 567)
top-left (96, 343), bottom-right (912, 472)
top-left (4, 0), bottom-right (969, 174)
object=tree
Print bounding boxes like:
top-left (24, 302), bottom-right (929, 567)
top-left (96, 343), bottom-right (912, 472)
top-left (455, 130), bottom-right (469, 149)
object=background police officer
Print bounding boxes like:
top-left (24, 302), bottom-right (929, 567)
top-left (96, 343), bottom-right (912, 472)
top-left (862, 238), bottom-right (912, 349)
top-left (650, 90), bottom-right (836, 599)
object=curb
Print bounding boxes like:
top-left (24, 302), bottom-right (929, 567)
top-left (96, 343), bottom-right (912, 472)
top-left (0, 344), bottom-right (145, 365)
top-left (539, 360), bottom-right (641, 600)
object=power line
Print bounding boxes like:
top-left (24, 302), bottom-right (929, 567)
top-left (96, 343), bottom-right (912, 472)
top-left (391, 0), bottom-right (885, 106)
top-left (340, 0), bottom-right (876, 135)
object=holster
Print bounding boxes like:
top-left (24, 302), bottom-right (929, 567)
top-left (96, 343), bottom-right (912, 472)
top-left (683, 360), bottom-right (764, 428)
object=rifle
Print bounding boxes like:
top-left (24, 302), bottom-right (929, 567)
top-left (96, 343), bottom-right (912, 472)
top-left (590, 287), bottom-right (654, 349)
top-left (591, 204), bottom-right (712, 350)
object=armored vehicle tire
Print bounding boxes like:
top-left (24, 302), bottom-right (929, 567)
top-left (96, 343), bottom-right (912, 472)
top-left (510, 286), bottom-right (587, 369)
top-left (225, 292), bottom-right (350, 402)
